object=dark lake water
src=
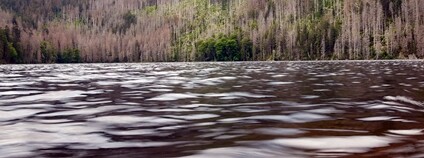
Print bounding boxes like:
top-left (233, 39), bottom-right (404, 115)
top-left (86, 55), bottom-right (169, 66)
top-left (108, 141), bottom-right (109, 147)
top-left (1, 61), bottom-right (424, 158)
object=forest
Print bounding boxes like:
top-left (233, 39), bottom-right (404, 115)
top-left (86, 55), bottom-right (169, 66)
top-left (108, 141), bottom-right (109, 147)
top-left (0, 0), bottom-right (423, 63)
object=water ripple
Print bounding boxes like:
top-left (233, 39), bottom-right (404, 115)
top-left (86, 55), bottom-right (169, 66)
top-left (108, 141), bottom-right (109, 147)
top-left (0, 61), bottom-right (423, 157)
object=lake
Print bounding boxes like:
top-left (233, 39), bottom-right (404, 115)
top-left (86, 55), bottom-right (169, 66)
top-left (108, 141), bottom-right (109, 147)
top-left (1, 61), bottom-right (424, 157)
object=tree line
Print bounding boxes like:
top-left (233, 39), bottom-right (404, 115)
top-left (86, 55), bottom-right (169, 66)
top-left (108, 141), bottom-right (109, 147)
top-left (0, 0), bottom-right (423, 63)
top-left (0, 24), bottom-right (81, 64)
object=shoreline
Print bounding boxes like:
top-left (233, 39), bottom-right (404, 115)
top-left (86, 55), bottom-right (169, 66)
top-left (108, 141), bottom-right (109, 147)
top-left (0, 59), bottom-right (424, 66)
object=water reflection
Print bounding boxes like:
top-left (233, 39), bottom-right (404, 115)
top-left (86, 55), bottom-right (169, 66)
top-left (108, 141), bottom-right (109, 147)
top-left (0, 61), bottom-right (424, 157)
top-left (267, 136), bottom-right (396, 153)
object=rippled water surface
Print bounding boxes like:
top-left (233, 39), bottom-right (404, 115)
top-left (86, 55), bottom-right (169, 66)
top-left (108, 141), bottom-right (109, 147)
top-left (1, 61), bottom-right (424, 158)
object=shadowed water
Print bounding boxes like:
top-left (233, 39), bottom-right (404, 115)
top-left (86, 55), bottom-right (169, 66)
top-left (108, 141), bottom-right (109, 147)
top-left (1, 61), bottom-right (424, 158)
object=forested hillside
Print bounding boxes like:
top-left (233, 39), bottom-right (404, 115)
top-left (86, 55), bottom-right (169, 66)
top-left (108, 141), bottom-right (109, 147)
top-left (0, 0), bottom-right (423, 63)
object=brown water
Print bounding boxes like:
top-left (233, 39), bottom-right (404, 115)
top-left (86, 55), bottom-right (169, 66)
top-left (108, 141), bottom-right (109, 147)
top-left (1, 61), bottom-right (424, 158)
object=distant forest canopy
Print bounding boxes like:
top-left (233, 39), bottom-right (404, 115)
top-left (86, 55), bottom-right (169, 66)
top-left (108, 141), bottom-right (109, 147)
top-left (0, 0), bottom-right (423, 63)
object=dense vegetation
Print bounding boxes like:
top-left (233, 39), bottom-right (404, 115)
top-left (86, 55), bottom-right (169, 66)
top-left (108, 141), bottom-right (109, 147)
top-left (0, 0), bottom-right (423, 63)
top-left (0, 23), bottom-right (19, 64)
top-left (196, 33), bottom-right (253, 61)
